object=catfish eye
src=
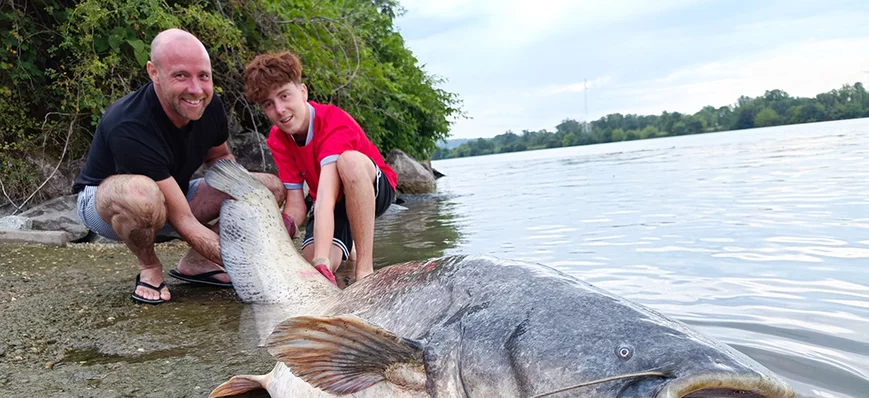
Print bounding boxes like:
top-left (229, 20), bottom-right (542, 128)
top-left (617, 345), bottom-right (633, 360)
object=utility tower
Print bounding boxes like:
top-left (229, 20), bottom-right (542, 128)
top-left (584, 78), bottom-right (589, 134)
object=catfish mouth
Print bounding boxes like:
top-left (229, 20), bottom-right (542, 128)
top-left (656, 373), bottom-right (796, 398)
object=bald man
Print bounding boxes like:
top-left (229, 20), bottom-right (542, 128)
top-left (73, 29), bottom-right (285, 304)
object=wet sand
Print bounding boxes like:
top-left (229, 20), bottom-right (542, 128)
top-left (0, 242), bottom-right (275, 397)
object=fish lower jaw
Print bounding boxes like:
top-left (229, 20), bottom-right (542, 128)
top-left (655, 373), bottom-right (796, 398)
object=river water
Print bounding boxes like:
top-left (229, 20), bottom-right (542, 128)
top-left (373, 118), bottom-right (869, 398)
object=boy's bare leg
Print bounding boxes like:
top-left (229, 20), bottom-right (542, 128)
top-left (336, 151), bottom-right (377, 280)
top-left (348, 244), bottom-right (357, 262)
top-left (95, 175), bottom-right (170, 302)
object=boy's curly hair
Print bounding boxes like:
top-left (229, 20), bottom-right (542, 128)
top-left (244, 51), bottom-right (303, 104)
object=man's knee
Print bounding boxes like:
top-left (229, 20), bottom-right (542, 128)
top-left (254, 173), bottom-right (286, 204)
top-left (96, 175), bottom-right (166, 225)
top-left (336, 151), bottom-right (374, 183)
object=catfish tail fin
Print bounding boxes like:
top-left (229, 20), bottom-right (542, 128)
top-left (205, 159), bottom-right (271, 201)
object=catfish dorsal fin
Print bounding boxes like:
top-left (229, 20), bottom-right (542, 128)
top-left (265, 314), bottom-right (427, 394)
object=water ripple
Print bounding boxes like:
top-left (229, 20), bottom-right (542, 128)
top-left (389, 119), bottom-right (869, 397)
top-left (767, 236), bottom-right (849, 245)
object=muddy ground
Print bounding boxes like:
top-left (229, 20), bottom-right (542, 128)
top-left (0, 242), bottom-right (277, 398)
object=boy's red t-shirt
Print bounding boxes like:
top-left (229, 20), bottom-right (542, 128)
top-left (266, 101), bottom-right (397, 201)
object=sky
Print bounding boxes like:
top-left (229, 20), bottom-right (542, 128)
top-left (393, 0), bottom-right (869, 139)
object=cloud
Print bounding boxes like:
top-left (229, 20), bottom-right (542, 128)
top-left (603, 37), bottom-right (869, 116)
top-left (400, 0), bottom-right (707, 61)
top-left (447, 35), bottom-right (869, 138)
top-left (396, 1), bottom-right (869, 139)
top-left (397, 1), bottom-right (713, 139)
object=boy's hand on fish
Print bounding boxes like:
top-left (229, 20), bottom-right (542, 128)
top-left (312, 257), bottom-right (338, 286)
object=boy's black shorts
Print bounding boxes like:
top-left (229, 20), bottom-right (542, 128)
top-left (301, 164), bottom-right (395, 259)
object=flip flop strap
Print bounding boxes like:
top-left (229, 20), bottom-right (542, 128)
top-left (136, 279), bottom-right (167, 291)
top-left (189, 270), bottom-right (227, 278)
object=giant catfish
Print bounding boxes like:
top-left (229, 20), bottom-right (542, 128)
top-left (205, 160), bottom-right (795, 398)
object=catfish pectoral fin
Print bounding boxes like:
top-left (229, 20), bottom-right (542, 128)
top-left (209, 374), bottom-right (268, 397)
top-left (265, 314), bottom-right (428, 394)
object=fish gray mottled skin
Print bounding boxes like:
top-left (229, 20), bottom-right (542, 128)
top-left (204, 158), bottom-right (339, 307)
top-left (206, 160), bottom-right (795, 398)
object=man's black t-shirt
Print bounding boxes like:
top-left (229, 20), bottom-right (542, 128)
top-left (73, 82), bottom-right (228, 194)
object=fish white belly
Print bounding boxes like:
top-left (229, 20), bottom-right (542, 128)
top-left (267, 362), bottom-right (430, 398)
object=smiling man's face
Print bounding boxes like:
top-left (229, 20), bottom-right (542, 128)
top-left (147, 33), bottom-right (213, 128)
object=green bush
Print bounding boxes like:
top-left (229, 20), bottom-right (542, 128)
top-left (0, 0), bottom-right (462, 203)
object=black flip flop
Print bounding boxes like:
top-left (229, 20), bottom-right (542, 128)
top-left (168, 269), bottom-right (233, 288)
top-left (132, 274), bottom-right (167, 305)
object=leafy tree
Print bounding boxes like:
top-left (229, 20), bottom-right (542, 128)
top-left (795, 103), bottom-right (826, 123)
top-left (1, 0), bottom-right (463, 203)
top-left (754, 107), bottom-right (779, 127)
top-left (556, 119), bottom-right (582, 135)
top-left (735, 106), bottom-right (758, 129)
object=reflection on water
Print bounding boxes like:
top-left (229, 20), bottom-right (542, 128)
top-left (373, 119), bottom-right (869, 398)
top-left (373, 195), bottom-right (465, 265)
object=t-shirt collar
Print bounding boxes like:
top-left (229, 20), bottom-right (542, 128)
top-left (289, 102), bottom-right (316, 147)
top-left (303, 103), bottom-right (315, 145)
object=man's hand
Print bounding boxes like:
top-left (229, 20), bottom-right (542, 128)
top-left (281, 213), bottom-right (297, 239)
top-left (155, 177), bottom-right (222, 265)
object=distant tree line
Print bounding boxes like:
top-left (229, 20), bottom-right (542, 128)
top-left (433, 83), bottom-right (869, 159)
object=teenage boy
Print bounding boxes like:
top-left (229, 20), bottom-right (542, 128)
top-left (243, 51), bottom-right (397, 284)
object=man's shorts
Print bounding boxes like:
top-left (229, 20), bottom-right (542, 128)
top-left (301, 165), bottom-right (395, 259)
top-left (76, 178), bottom-right (203, 241)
